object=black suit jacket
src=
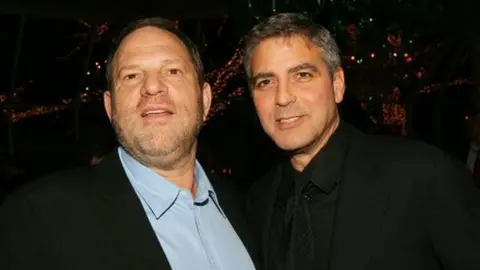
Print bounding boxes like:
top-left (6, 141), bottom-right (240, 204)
top-left (247, 127), bottom-right (480, 270)
top-left (0, 152), bottom-right (258, 270)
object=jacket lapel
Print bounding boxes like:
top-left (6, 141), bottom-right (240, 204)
top-left (330, 132), bottom-right (390, 270)
top-left (260, 167), bottom-right (284, 269)
top-left (89, 152), bottom-right (171, 269)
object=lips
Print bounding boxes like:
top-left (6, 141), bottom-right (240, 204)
top-left (277, 116), bottom-right (301, 124)
top-left (275, 115), bottom-right (304, 130)
top-left (141, 107), bottom-right (173, 117)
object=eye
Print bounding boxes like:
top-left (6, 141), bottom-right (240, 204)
top-left (256, 79), bottom-right (271, 89)
top-left (296, 72), bottom-right (313, 81)
top-left (167, 68), bottom-right (181, 75)
top-left (123, 73), bottom-right (139, 80)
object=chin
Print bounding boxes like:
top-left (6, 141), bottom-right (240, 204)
top-left (273, 136), bottom-right (310, 152)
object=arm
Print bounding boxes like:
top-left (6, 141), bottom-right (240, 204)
top-left (428, 154), bottom-right (480, 269)
top-left (0, 193), bottom-right (44, 269)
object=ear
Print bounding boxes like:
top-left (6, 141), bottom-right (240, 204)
top-left (333, 67), bottom-right (346, 104)
top-left (201, 82), bottom-right (212, 121)
top-left (103, 91), bottom-right (113, 122)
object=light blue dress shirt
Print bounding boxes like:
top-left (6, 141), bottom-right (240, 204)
top-left (118, 147), bottom-right (255, 270)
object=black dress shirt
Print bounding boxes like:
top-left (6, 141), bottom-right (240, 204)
top-left (271, 122), bottom-right (351, 269)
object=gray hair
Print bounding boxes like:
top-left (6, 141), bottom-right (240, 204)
top-left (243, 13), bottom-right (341, 80)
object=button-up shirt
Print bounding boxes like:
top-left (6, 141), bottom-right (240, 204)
top-left (272, 122), bottom-right (350, 269)
top-left (118, 147), bottom-right (255, 270)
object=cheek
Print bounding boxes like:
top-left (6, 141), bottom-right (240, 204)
top-left (301, 83), bottom-right (334, 107)
top-left (113, 94), bottom-right (139, 117)
top-left (253, 96), bottom-right (273, 122)
top-left (168, 85), bottom-right (202, 115)
top-left (304, 92), bottom-right (328, 108)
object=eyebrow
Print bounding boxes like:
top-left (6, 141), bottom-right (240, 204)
top-left (250, 62), bottom-right (320, 85)
top-left (117, 59), bottom-right (184, 73)
top-left (287, 62), bottom-right (319, 74)
top-left (250, 72), bottom-right (274, 85)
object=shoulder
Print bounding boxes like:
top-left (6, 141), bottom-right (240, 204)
top-left (1, 165), bottom-right (95, 212)
top-left (0, 165), bottom-right (95, 229)
top-left (10, 166), bottom-right (92, 197)
top-left (4, 151), bottom-right (123, 204)
top-left (355, 130), bottom-right (458, 169)
top-left (357, 129), bottom-right (438, 155)
top-left (208, 172), bottom-right (243, 194)
top-left (208, 173), bottom-right (248, 212)
top-left (355, 130), bottom-right (475, 192)
top-left (247, 164), bottom-right (279, 201)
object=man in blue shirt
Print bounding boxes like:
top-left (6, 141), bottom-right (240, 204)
top-left (0, 17), bottom-right (257, 270)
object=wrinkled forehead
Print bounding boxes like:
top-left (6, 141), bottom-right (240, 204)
top-left (114, 26), bottom-right (191, 65)
top-left (251, 35), bottom-right (325, 73)
top-left (253, 34), bottom-right (321, 57)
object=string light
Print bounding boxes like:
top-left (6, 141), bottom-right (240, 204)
top-left (382, 102), bottom-right (407, 135)
top-left (10, 106), bottom-right (68, 122)
top-left (0, 18), bottom-right (470, 132)
top-left (0, 44), bottom-right (246, 123)
top-left (0, 71), bottom-right (473, 125)
top-left (204, 44), bottom-right (245, 121)
top-left (418, 78), bottom-right (472, 93)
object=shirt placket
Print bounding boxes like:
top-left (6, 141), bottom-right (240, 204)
top-left (192, 199), bottom-right (217, 270)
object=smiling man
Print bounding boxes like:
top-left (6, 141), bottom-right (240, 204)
top-left (244, 13), bottom-right (480, 270)
top-left (0, 17), bottom-right (256, 270)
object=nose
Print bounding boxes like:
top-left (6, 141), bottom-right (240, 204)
top-left (275, 80), bottom-right (296, 106)
top-left (141, 72), bottom-right (168, 96)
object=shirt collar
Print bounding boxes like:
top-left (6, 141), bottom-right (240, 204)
top-left (118, 147), bottom-right (217, 219)
top-left (286, 121), bottom-right (351, 194)
top-left (194, 159), bottom-right (213, 204)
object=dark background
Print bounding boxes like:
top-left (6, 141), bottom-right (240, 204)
top-left (0, 0), bottom-right (478, 193)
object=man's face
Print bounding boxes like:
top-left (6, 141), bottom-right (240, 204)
top-left (103, 26), bottom-right (211, 169)
top-left (250, 35), bottom-right (344, 152)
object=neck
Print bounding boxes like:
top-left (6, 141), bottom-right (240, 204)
top-left (290, 117), bottom-right (340, 172)
top-left (151, 150), bottom-right (198, 196)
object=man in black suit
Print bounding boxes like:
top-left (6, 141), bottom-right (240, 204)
top-left (243, 13), bottom-right (480, 270)
top-left (0, 17), bottom-right (256, 270)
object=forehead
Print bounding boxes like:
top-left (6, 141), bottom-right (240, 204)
top-left (251, 35), bottom-right (325, 73)
top-left (115, 26), bottom-right (190, 64)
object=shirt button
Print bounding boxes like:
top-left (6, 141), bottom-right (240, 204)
top-left (303, 194), bottom-right (311, 202)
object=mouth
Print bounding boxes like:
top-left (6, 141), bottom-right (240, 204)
top-left (141, 109), bottom-right (172, 117)
top-left (140, 107), bottom-right (174, 124)
top-left (277, 116), bottom-right (301, 123)
top-left (276, 115), bottom-right (303, 129)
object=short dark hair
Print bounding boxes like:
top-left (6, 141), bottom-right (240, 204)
top-left (105, 17), bottom-right (204, 91)
top-left (243, 13), bottom-right (341, 79)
